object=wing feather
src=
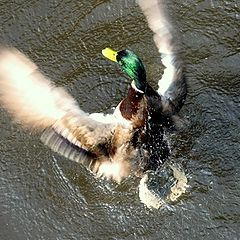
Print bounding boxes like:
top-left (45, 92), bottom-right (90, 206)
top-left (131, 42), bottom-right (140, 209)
top-left (0, 48), bottom-right (115, 151)
top-left (40, 127), bottom-right (95, 167)
top-left (138, 0), bottom-right (187, 113)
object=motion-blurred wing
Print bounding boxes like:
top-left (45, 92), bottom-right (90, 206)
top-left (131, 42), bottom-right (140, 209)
top-left (0, 48), bottom-right (115, 166)
top-left (138, 0), bottom-right (187, 114)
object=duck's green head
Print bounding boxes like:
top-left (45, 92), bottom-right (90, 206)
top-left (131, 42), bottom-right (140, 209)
top-left (102, 48), bottom-right (147, 93)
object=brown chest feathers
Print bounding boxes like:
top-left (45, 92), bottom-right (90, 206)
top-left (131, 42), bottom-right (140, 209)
top-left (119, 87), bottom-right (147, 128)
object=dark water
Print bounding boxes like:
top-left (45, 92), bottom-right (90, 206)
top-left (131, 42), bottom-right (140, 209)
top-left (0, 0), bottom-right (239, 239)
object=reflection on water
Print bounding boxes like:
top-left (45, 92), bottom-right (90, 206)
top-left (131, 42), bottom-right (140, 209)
top-left (0, 0), bottom-right (239, 239)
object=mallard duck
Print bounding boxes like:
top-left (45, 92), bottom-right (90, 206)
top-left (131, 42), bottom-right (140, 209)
top-left (0, 0), bottom-right (187, 190)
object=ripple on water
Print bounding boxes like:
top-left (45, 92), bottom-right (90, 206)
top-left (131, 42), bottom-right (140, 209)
top-left (0, 0), bottom-right (240, 239)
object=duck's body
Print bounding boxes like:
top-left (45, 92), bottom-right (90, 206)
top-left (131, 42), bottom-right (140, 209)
top-left (0, 0), bottom-right (187, 187)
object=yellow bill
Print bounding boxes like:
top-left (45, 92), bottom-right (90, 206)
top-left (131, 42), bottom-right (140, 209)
top-left (102, 48), bottom-right (117, 62)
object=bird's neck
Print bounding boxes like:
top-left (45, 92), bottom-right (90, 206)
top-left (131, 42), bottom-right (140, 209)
top-left (131, 81), bottom-right (144, 93)
top-left (130, 73), bottom-right (147, 93)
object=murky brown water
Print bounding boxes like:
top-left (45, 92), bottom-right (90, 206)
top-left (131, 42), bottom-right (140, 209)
top-left (0, 0), bottom-right (239, 239)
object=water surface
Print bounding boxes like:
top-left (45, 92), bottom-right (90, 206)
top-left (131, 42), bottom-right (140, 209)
top-left (0, 0), bottom-right (239, 239)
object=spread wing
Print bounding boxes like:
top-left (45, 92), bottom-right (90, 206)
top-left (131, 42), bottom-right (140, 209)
top-left (0, 48), bottom-right (116, 168)
top-left (138, 0), bottom-right (187, 114)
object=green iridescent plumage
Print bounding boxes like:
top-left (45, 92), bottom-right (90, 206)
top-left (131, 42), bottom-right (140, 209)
top-left (116, 50), bottom-right (147, 92)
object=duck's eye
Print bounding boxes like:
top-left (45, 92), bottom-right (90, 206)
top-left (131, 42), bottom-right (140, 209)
top-left (117, 50), bottom-right (129, 62)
